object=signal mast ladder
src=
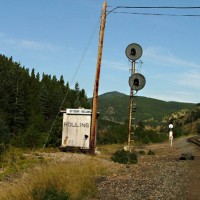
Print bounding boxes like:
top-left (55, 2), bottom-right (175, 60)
top-left (130, 95), bottom-right (137, 147)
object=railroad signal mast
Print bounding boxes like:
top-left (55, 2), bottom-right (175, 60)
top-left (125, 43), bottom-right (146, 152)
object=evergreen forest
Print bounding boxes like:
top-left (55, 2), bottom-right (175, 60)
top-left (0, 54), bottom-right (90, 148)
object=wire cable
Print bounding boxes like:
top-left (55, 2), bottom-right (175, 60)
top-left (108, 6), bottom-right (200, 9)
top-left (70, 17), bottom-right (101, 86)
top-left (43, 13), bottom-right (101, 148)
top-left (110, 11), bottom-right (200, 17)
top-left (107, 6), bottom-right (200, 16)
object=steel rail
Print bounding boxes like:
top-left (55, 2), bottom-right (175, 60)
top-left (187, 136), bottom-right (200, 147)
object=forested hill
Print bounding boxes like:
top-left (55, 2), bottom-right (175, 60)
top-left (0, 54), bottom-right (90, 147)
top-left (97, 91), bottom-right (196, 123)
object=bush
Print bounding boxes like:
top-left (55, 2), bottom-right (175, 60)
top-left (32, 186), bottom-right (70, 200)
top-left (147, 149), bottom-right (155, 155)
top-left (111, 149), bottom-right (138, 164)
top-left (196, 123), bottom-right (200, 134)
top-left (138, 150), bottom-right (145, 155)
top-left (0, 143), bottom-right (6, 162)
top-left (0, 120), bottom-right (10, 145)
top-left (173, 127), bottom-right (184, 138)
top-left (134, 127), bottom-right (168, 144)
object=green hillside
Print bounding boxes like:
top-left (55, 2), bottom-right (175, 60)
top-left (96, 91), bottom-right (196, 124)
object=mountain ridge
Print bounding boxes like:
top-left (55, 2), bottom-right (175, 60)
top-left (97, 91), bottom-right (194, 104)
top-left (94, 91), bottom-right (196, 124)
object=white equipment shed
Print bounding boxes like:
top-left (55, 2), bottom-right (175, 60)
top-left (60, 108), bottom-right (93, 151)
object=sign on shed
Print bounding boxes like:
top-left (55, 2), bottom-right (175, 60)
top-left (61, 109), bottom-right (92, 150)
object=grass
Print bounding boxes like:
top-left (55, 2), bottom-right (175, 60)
top-left (0, 148), bottom-right (107, 200)
top-left (0, 141), bottom-right (167, 199)
top-left (1, 143), bottom-right (155, 199)
top-left (147, 149), bottom-right (155, 155)
top-left (96, 143), bottom-right (125, 159)
top-left (0, 146), bottom-right (47, 181)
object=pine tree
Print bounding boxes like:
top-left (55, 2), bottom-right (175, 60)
top-left (40, 84), bottom-right (50, 120)
top-left (0, 54), bottom-right (91, 147)
top-left (0, 117), bottom-right (10, 144)
top-left (74, 96), bottom-right (81, 108)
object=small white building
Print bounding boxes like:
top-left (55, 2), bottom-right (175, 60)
top-left (60, 108), bottom-right (95, 151)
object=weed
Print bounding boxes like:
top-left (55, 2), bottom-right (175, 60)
top-left (111, 149), bottom-right (138, 164)
top-left (138, 150), bottom-right (145, 155)
top-left (0, 144), bottom-right (6, 162)
top-left (147, 149), bottom-right (155, 155)
top-left (32, 185), bottom-right (70, 200)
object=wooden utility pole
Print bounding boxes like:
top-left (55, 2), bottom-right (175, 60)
top-left (90, 1), bottom-right (107, 154)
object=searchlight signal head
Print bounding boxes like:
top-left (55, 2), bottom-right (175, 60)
top-left (129, 73), bottom-right (146, 91)
top-left (125, 43), bottom-right (146, 91)
top-left (125, 43), bottom-right (143, 61)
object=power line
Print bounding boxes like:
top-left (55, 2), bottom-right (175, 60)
top-left (110, 11), bottom-right (200, 17)
top-left (107, 6), bottom-right (200, 16)
top-left (43, 13), bottom-right (101, 148)
top-left (69, 16), bottom-right (101, 87)
top-left (109, 6), bottom-right (200, 9)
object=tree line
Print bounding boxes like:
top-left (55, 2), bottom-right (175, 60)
top-left (0, 54), bottom-right (90, 148)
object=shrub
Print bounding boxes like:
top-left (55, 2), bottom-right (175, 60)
top-left (173, 127), bottom-right (184, 138)
top-left (32, 186), bottom-right (70, 200)
top-left (0, 144), bottom-right (6, 162)
top-left (138, 150), bottom-right (145, 155)
top-left (147, 149), bottom-right (155, 155)
top-left (111, 149), bottom-right (138, 164)
top-left (196, 123), bottom-right (200, 134)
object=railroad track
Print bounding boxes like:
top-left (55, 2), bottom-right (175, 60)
top-left (187, 135), bottom-right (200, 147)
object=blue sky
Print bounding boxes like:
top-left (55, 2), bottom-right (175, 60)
top-left (0, 0), bottom-right (200, 103)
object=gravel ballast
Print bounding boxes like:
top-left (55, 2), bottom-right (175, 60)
top-left (94, 136), bottom-right (200, 200)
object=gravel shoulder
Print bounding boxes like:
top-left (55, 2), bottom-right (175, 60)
top-left (94, 136), bottom-right (200, 200)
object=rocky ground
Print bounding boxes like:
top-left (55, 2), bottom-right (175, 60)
top-left (93, 136), bottom-right (200, 200)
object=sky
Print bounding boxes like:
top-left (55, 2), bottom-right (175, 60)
top-left (0, 0), bottom-right (200, 103)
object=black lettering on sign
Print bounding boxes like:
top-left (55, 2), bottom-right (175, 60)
top-left (64, 122), bottom-right (70, 127)
top-left (73, 123), bottom-right (79, 127)
top-left (64, 122), bottom-right (79, 127)
top-left (64, 122), bottom-right (90, 128)
top-left (80, 123), bottom-right (90, 128)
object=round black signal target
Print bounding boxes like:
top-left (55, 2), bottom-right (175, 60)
top-left (125, 43), bottom-right (143, 61)
top-left (129, 73), bottom-right (146, 91)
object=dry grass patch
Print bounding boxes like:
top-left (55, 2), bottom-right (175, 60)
top-left (0, 156), bottom-right (107, 200)
top-left (0, 147), bottom-right (47, 181)
top-left (96, 144), bottom-right (124, 159)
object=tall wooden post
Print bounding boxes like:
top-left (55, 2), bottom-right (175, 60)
top-left (90, 1), bottom-right (107, 154)
top-left (127, 61), bottom-right (135, 152)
